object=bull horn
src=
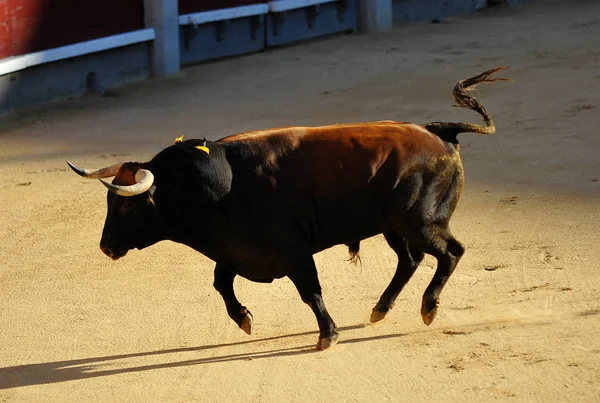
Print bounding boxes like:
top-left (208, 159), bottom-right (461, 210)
top-left (99, 169), bottom-right (154, 197)
top-left (66, 160), bottom-right (123, 179)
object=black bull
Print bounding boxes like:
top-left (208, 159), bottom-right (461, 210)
top-left (68, 68), bottom-right (509, 350)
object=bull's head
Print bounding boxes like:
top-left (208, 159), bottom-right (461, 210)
top-left (67, 160), bottom-right (163, 260)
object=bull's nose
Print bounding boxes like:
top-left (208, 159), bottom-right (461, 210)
top-left (100, 245), bottom-right (114, 258)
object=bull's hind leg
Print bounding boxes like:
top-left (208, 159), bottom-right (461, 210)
top-left (286, 254), bottom-right (338, 351)
top-left (371, 231), bottom-right (424, 323)
top-left (213, 263), bottom-right (254, 335)
top-left (404, 226), bottom-right (465, 325)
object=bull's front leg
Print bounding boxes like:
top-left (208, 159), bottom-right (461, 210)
top-left (213, 263), bottom-right (253, 335)
top-left (285, 253), bottom-right (339, 351)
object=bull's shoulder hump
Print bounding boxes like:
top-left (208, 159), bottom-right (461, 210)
top-left (217, 122), bottom-right (428, 142)
top-left (217, 127), bottom-right (307, 143)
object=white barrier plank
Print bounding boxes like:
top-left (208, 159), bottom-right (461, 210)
top-left (269, 0), bottom-right (338, 13)
top-left (0, 29), bottom-right (155, 76)
top-left (179, 4), bottom-right (269, 25)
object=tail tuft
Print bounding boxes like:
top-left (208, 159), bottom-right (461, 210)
top-left (425, 67), bottom-right (511, 143)
top-left (347, 242), bottom-right (361, 266)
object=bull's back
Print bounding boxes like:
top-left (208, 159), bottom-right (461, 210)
top-left (219, 122), bottom-right (459, 249)
top-left (221, 122), bottom-right (454, 190)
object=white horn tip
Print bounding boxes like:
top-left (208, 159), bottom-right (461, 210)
top-left (99, 178), bottom-right (130, 196)
top-left (66, 160), bottom-right (87, 178)
top-left (99, 178), bottom-right (114, 192)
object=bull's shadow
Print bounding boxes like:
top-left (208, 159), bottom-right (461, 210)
top-left (0, 324), bottom-right (406, 390)
top-left (1, 313), bottom-right (554, 389)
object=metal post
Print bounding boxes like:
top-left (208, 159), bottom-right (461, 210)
top-left (144, 0), bottom-right (180, 76)
top-left (358, 0), bottom-right (393, 32)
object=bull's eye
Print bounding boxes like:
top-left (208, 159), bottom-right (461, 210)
top-left (120, 201), bottom-right (136, 214)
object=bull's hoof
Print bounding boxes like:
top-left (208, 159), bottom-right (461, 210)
top-left (316, 332), bottom-right (339, 351)
top-left (421, 298), bottom-right (439, 326)
top-left (239, 311), bottom-right (253, 335)
top-left (370, 307), bottom-right (388, 323)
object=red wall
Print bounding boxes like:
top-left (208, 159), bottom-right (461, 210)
top-left (0, 0), bottom-right (144, 59)
top-left (0, 1), bottom-right (270, 60)
top-left (178, 0), bottom-right (266, 15)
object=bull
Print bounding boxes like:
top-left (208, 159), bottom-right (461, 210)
top-left (67, 68), bottom-right (509, 350)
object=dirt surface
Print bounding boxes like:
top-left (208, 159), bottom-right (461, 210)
top-left (1, 1), bottom-right (599, 401)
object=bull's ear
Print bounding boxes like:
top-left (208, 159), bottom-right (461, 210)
top-left (147, 185), bottom-right (157, 206)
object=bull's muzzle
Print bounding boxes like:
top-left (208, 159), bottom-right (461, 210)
top-left (100, 243), bottom-right (127, 260)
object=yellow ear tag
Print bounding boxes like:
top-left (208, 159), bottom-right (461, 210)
top-left (195, 145), bottom-right (210, 155)
top-left (174, 135), bottom-right (185, 144)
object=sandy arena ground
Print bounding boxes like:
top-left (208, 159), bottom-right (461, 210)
top-left (1, 0), bottom-right (599, 401)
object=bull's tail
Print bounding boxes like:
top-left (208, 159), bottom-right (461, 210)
top-left (424, 67), bottom-right (511, 144)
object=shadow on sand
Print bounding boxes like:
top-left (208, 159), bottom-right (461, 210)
top-left (0, 324), bottom-right (408, 389)
top-left (1, 313), bottom-right (557, 390)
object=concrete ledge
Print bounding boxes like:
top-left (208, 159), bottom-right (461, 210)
top-left (0, 29), bottom-right (155, 76)
top-left (180, 17), bottom-right (265, 65)
top-left (266, 0), bottom-right (357, 47)
top-left (1, 43), bottom-right (150, 116)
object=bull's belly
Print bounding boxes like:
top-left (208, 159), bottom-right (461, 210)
top-left (310, 209), bottom-right (392, 253)
top-left (312, 226), bottom-right (388, 254)
top-left (229, 259), bottom-right (285, 282)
